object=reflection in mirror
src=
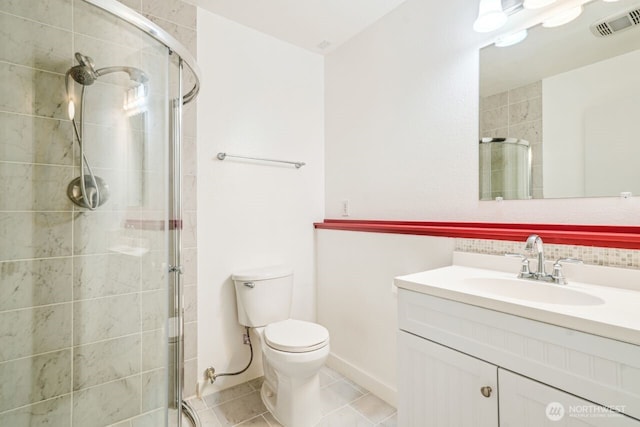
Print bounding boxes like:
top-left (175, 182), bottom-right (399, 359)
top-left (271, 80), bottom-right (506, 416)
top-left (479, 0), bottom-right (640, 200)
top-left (479, 138), bottom-right (532, 200)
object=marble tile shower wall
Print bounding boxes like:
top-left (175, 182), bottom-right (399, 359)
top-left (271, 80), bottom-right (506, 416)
top-left (0, 1), bottom-right (198, 426)
top-left (117, 0), bottom-right (200, 401)
top-left (480, 81), bottom-right (543, 199)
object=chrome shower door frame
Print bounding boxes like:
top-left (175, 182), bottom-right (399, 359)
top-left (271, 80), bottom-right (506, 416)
top-left (169, 58), bottom-right (200, 427)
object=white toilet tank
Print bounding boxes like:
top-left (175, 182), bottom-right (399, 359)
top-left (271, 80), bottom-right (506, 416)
top-left (232, 266), bottom-right (293, 327)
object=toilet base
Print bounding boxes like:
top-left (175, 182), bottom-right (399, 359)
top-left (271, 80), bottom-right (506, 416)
top-left (261, 371), bottom-right (322, 427)
top-left (251, 325), bottom-right (329, 427)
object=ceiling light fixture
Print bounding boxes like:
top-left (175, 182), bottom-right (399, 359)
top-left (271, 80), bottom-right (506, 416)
top-left (542, 5), bottom-right (584, 27)
top-left (473, 0), bottom-right (508, 32)
top-left (495, 29), bottom-right (528, 47)
top-left (523, 0), bottom-right (557, 9)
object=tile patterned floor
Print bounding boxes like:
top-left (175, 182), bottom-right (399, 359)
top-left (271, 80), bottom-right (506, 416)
top-left (186, 366), bottom-right (397, 427)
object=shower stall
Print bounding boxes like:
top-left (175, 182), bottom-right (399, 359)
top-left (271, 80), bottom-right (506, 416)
top-left (0, 0), bottom-right (200, 426)
top-left (479, 137), bottom-right (532, 201)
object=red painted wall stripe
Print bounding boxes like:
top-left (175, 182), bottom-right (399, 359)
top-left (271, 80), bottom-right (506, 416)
top-left (314, 220), bottom-right (640, 249)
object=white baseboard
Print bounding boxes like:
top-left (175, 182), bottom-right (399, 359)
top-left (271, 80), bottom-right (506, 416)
top-left (196, 380), bottom-right (206, 399)
top-left (326, 352), bottom-right (397, 407)
top-left (196, 353), bottom-right (398, 407)
top-left (196, 376), bottom-right (250, 399)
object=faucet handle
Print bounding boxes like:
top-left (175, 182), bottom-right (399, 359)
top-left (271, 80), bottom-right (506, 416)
top-left (505, 253), bottom-right (532, 278)
top-left (551, 258), bottom-right (583, 285)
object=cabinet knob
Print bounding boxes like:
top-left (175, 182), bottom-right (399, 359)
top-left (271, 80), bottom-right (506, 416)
top-left (480, 386), bottom-right (492, 398)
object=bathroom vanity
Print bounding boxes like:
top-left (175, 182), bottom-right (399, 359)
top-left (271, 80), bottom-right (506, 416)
top-left (395, 253), bottom-right (640, 426)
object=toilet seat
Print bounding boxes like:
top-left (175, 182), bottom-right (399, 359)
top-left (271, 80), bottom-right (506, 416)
top-left (265, 319), bottom-right (329, 353)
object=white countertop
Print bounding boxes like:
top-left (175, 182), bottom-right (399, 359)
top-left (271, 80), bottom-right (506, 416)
top-left (395, 262), bottom-right (640, 346)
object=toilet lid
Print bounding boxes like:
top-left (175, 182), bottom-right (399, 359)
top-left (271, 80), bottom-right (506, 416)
top-left (264, 319), bottom-right (329, 353)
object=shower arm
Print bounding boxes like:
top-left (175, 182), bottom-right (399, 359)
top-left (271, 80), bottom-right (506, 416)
top-left (96, 66), bottom-right (148, 83)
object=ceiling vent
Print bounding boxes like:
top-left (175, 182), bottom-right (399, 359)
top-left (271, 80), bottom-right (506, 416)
top-left (316, 40), bottom-right (332, 50)
top-left (590, 7), bottom-right (640, 37)
top-left (501, 0), bottom-right (524, 16)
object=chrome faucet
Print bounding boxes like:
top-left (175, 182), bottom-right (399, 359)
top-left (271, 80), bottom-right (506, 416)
top-left (506, 234), bottom-right (583, 285)
top-left (524, 234), bottom-right (546, 277)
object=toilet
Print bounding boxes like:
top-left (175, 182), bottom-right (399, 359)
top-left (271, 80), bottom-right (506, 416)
top-left (232, 266), bottom-right (330, 427)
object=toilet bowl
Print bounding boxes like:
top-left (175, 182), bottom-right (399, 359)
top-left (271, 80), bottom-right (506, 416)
top-left (256, 320), bottom-right (329, 426)
top-left (232, 266), bottom-right (330, 427)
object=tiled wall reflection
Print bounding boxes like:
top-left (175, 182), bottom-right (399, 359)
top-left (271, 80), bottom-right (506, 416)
top-left (480, 81), bottom-right (543, 199)
top-left (456, 239), bottom-right (640, 270)
top-left (0, 0), bottom-right (198, 426)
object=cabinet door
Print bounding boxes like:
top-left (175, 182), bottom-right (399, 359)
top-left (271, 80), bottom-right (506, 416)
top-left (398, 331), bottom-right (498, 427)
top-left (499, 369), bottom-right (640, 426)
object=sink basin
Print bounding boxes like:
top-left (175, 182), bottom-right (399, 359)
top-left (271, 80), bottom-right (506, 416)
top-left (395, 261), bottom-right (640, 346)
top-left (463, 278), bottom-right (605, 306)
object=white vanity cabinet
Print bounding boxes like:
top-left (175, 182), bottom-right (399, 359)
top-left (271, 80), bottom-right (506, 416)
top-left (398, 330), bottom-right (498, 426)
top-left (499, 369), bottom-right (637, 427)
top-left (397, 288), bottom-right (640, 426)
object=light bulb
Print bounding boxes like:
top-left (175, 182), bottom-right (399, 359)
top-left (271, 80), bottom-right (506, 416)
top-left (473, 0), bottom-right (508, 33)
top-left (542, 5), bottom-right (584, 28)
top-left (523, 0), bottom-right (557, 9)
top-left (495, 29), bottom-right (528, 47)
top-left (68, 100), bottom-right (75, 120)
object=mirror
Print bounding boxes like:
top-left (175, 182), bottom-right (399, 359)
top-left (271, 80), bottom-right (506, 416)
top-left (479, 0), bottom-right (640, 200)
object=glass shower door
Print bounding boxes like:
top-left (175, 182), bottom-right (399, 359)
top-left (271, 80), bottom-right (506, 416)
top-left (0, 1), bottom-right (173, 425)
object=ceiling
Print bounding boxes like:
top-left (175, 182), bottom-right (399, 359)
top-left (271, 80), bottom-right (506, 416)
top-left (187, 0), bottom-right (407, 54)
top-left (481, 0), bottom-right (640, 96)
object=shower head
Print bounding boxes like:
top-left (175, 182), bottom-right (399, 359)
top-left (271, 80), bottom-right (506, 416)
top-left (75, 52), bottom-right (96, 70)
top-left (68, 65), bottom-right (97, 85)
top-left (68, 53), bottom-right (99, 86)
top-left (66, 52), bottom-right (149, 86)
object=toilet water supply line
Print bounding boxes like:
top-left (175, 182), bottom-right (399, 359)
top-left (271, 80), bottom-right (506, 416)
top-left (206, 327), bottom-right (254, 383)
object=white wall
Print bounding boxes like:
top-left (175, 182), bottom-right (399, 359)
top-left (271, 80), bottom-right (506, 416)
top-left (195, 0), bottom-right (640, 404)
top-left (317, 230), bottom-right (453, 405)
top-left (196, 9), bottom-right (324, 394)
top-left (543, 49), bottom-right (640, 198)
top-left (324, 0), bottom-right (640, 223)
top-left (319, 0), bottom-right (640, 406)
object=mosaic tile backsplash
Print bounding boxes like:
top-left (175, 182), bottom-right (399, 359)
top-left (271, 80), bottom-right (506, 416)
top-left (455, 238), bottom-right (640, 270)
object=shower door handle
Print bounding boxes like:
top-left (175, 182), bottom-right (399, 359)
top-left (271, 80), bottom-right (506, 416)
top-left (169, 265), bottom-right (184, 274)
